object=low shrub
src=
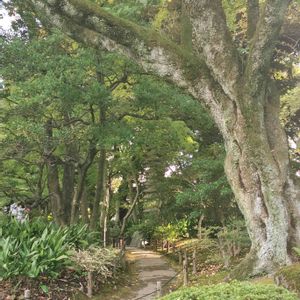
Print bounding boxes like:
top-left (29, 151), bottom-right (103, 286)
top-left (71, 247), bottom-right (121, 279)
top-left (160, 281), bottom-right (298, 300)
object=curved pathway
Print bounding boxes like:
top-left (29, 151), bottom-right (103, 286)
top-left (128, 247), bottom-right (177, 300)
top-left (93, 247), bottom-right (177, 300)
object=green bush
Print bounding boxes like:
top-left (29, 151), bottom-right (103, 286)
top-left (71, 247), bottom-right (121, 279)
top-left (160, 281), bottom-right (298, 300)
top-left (154, 220), bottom-right (189, 242)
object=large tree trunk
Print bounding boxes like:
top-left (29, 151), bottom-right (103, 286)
top-left (217, 81), bottom-right (300, 276)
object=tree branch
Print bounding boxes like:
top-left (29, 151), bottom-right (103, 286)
top-left (183, 0), bottom-right (241, 99)
top-left (244, 0), bottom-right (291, 97)
top-left (27, 0), bottom-right (201, 87)
top-left (120, 178), bottom-right (139, 237)
top-left (26, 0), bottom-right (235, 137)
top-left (116, 113), bottom-right (159, 121)
top-left (247, 0), bottom-right (260, 40)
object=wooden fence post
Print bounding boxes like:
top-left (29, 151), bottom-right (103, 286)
top-left (24, 290), bottom-right (31, 300)
top-left (183, 249), bottom-right (188, 286)
top-left (192, 248), bottom-right (197, 275)
top-left (156, 281), bottom-right (162, 298)
top-left (87, 271), bottom-right (93, 298)
top-left (178, 250), bottom-right (182, 265)
top-left (172, 242), bottom-right (176, 253)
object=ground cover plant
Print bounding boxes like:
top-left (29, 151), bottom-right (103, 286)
top-left (160, 281), bottom-right (298, 300)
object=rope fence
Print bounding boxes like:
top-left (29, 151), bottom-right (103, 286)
top-left (131, 242), bottom-right (197, 299)
top-left (132, 268), bottom-right (183, 300)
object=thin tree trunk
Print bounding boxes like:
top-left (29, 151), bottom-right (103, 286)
top-left (71, 187), bottom-right (79, 224)
top-left (120, 178), bottom-right (139, 237)
top-left (47, 163), bottom-right (64, 225)
top-left (44, 120), bottom-right (65, 226)
top-left (62, 155), bottom-right (75, 225)
top-left (103, 178), bottom-right (111, 247)
top-left (113, 196), bottom-right (120, 224)
top-left (197, 214), bottom-right (204, 240)
top-left (90, 148), bottom-right (107, 230)
top-left (80, 188), bottom-right (89, 224)
top-left (128, 177), bottom-right (138, 223)
top-left (70, 144), bottom-right (97, 224)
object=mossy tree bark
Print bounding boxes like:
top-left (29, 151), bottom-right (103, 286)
top-left (27, 0), bottom-right (300, 275)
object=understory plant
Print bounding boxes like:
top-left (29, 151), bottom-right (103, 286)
top-left (216, 220), bottom-right (250, 268)
top-left (0, 218), bottom-right (97, 279)
top-left (154, 220), bottom-right (189, 243)
top-left (71, 247), bottom-right (121, 279)
top-left (160, 281), bottom-right (298, 300)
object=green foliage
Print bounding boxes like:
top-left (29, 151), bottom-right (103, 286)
top-left (217, 220), bottom-right (250, 249)
top-left (125, 214), bottom-right (159, 240)
top-left (293, 247), bottom-right (300, 257)
top-left (0, 219), bottom-right (70, 279)
top-left (280, 86), bottom-right (300, 173)
top-left (154, 220), bottom-right (189, 241)
top-left (63, 223), bottom-right (100, 250)
top-left (0, 218), bottom-right (97, 279)
top-left (174, 144), bottom-right (237, 228)
top-left (160, 281), bottom-right (298, 300)
top-left (280, 86), bottom-right (300, 125)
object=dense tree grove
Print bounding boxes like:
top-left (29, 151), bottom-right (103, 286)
top-left (1, 30), bottom-right (235, 235)
top-left (0, 0), bottom-right (299, 281)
